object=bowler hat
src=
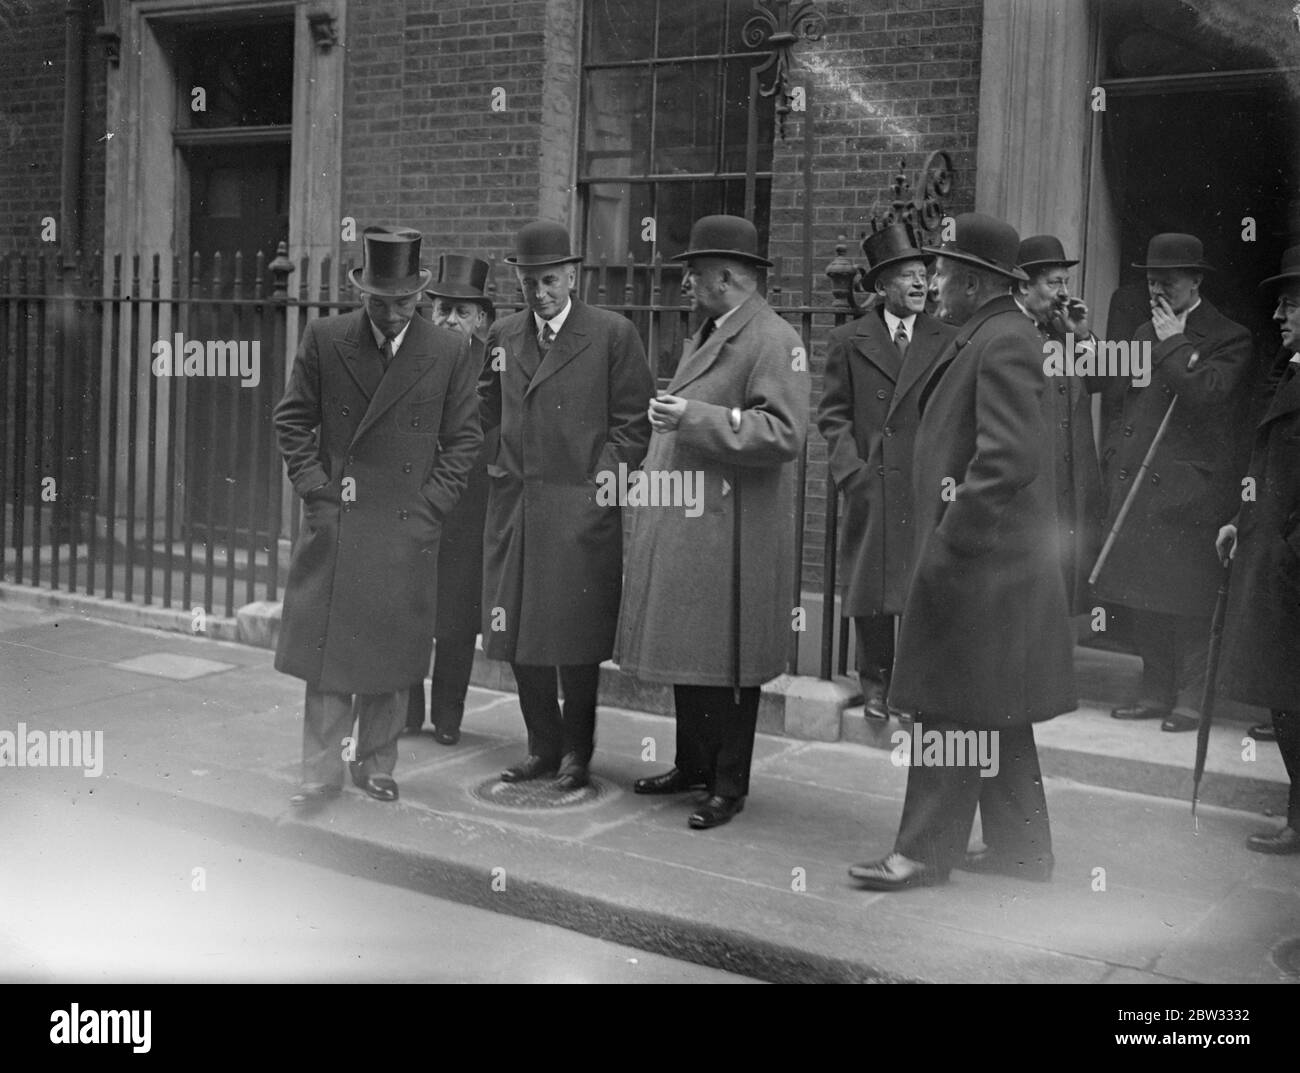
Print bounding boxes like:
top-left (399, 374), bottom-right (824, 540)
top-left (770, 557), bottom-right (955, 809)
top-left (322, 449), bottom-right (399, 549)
top-left (861, 223), bottom-right (932, 288)
top-left (426, 253), bottom-right (495, 317)
top-left (671, 214), bottom-right (773, 268)
top-left (1132, 233), bottom-right (1215, 272)
top-left (504, 220), bottom-right (582, 267)
top-left (1259, 244), bottom-right (1300, 290)
top-left (1017, 234), bottom-right (1079, 272)
top-left (923, 213), bottom-right (1028, 282)
top-left (348, 226), bottom-right (434, 296)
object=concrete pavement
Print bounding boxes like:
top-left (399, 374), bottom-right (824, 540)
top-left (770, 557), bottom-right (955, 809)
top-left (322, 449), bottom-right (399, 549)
top-left (1, 596), bottom-right (1297, 984)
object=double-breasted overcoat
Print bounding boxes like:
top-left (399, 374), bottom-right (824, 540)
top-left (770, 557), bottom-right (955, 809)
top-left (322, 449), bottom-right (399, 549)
top-left (888, 295), bottom-right (1076, 729)
top-left (1092, 299), bottom-right (1255, 618)
top-left (817, 307), bottom-right (954, 616)
top-left (1219, 351), bottom-right (1300, 711)
top-left (479, 298), bottom-right (654, 665)
top-left (616, 294), bottom-right (809, 686)
top-left (274, 309), bottom-right (482, 693)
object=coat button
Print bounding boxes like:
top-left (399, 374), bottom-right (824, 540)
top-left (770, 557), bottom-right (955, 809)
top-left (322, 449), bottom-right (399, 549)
top-left (883, 426), bottom-right (894, 437)
top-left (346, 455), bottom-right (355, 465)
top-left (877, 465), bottom-right (885, 476)
top-left (876, 389), bottom-right (888, 400)
top-left (402, 462), bottom-right (413, 473)
top-left (1118, 468), bottom-right (1129, 481)
top-left (341, 406), bottom-right (350, 416)
top-left (410, 417), bottom-right (420, 428)
top-left (1057, 383), bottom-right (1067, 394)
top-left (398, 509), bottom-right (409, 520)
top-left (1123, 426), bottom-right (1133, 437)
top-left (343, 503), bottom-right (353, 512)
top-left (1150, 473), bottom-right (1161, 486)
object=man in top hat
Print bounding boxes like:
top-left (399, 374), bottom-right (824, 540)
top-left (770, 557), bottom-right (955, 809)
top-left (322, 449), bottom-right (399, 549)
top-left (817, 223), bottom-right (955, 719)
top-left (404, 254), bottom-right (497, 745)
top-left (275, 226), bottom-right (482, 805)
top-left (1092, 233), bottom-right (1254, 734)
top-left (850, 213), bottom-right (1076, 890)
top-left (1014, 235), bottom-right (1105, 613)
top-left (1214, 244), bottom-right (1300, 854)
top-left (480, 220), bottom-right (654, 790)
top-left (617, 214), bottom-right (809, 829)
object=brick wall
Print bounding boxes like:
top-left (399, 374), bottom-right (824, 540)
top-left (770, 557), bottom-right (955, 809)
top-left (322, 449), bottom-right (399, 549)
top-left (0, 0), bottom-right (107, 258)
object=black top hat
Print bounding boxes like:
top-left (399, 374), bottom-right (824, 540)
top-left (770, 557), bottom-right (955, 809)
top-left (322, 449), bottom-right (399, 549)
top-left (923, 213), bottom-right (1028, 282)
top-left (1259, 244), bottom-right (1300, 290)
top-left (504, 220), bottom-right (582, 267)
top-left (671, 214), bottom-right (773, 267)
top-left (861, 223), bottom-right (932, 288)
top-left (348, 226), bottom-right (434, 296)
top-left (1132, 233), bottom-right (1215, 272)
top-left (1017, 234), bottom-right (1079, 272)
top-left (426, 254), bottom-right (495, 317)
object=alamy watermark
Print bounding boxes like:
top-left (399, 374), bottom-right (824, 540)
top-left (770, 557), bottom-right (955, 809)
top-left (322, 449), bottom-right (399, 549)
top-left (890, 723), bottom-right (1000, 778)
top-left (0, 723), bottom-right (104, 777)
top-left (594, 463), bottom-right (704, 517)
top-left (1042, 333), bottom-right (1150, 387)
top-left (151, 334), bottom-right (261, 388)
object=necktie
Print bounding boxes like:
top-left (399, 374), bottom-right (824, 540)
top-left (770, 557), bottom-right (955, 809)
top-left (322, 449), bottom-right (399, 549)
top-left (894, 323), bottom-right (909, 359)
top-left (699, 318), bottom-right (716, 347)
top-left (538, 322), bottom-right (555, 356)
top-left (381, 336), bottom-right (395, 370)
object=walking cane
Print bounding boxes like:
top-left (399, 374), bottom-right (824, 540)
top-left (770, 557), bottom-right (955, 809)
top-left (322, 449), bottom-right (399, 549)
top-left (1088, 395), bottom-right (1178, 586)
top-left (1192, 558), bottom-right (1233, 822)
top-left (731, 465), bottom-right (742, 704)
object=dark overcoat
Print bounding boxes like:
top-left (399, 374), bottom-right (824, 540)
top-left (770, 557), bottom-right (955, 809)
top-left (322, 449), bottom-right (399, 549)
top-left (615, 294), bottom-right (809, 686)
top-left (1042, 325), bottom-right (1105, 613)
top-left (817, 308), bottom-right (954, 616)
top-left (888, 295), bottom-right (1076, 729)
top-left (1092, 299), bottom-right (1255, 618)
top-left (274, 309), bottom-right (482, 693)
top-left (1219, 352), bottom-right (1300, 711)
top-left (434, 334), bottom-right (493, 640)
top-left (480, 298), bottom-right (654, 665)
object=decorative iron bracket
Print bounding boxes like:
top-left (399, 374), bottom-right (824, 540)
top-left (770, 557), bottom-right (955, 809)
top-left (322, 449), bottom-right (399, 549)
top-left (742, 1), bottom-right (826, 140)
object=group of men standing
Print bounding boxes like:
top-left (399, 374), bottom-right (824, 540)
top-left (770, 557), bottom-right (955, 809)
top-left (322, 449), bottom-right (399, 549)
top-left (268, 204), bottom-right (1300, 883)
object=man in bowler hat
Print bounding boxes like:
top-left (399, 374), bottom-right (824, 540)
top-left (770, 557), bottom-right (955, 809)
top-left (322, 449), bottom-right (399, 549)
top-left (1215, 245), bottom-right (1300, 854)
top-left (405, 254), bottom-right (497, 745)
top-left (480, 220), bottom-right (654, 790)
top-left (275, 226), bottom-right (482, 805)
top-left (850, 213), bottom-right (1076, 890)
top-left (618, 214), bottom-right (808, 829)
top-left (1014, 235), bottom-right (1105, 613)
top-left (1093, 234), bottom-right (1254, 734)
top-left (818, 223), bottom-right (955, 719)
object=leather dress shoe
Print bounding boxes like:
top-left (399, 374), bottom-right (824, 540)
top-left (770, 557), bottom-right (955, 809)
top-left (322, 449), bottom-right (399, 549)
top-left (1111, 704), bottom-right (1169, 721)
top-left (861, 678), bottom-right (891, 722)
top-left (500, 755), bottom-right (559, 783)
top-left (1246, 825), bottom-right (1300, 854)
top-left (959, 847), bottom-right (1053, 882)
top-left (1160, 712), bottom-right (1199, 733)
top-left (432, 726), bottom-right (460, 746)
top-left (290, 783), bottom-right (342, 807)
top-left (634, 767), bottom-right (708, 795)
top-left (350, 768), bottom-right (398, 802)
top-left (1248, 723), bottom-right (1277, 742)
top-left (687, 794), bottom-right (745, 829)
top-left (848, 852), bottom-right (948, 891)
top-left (554, 768), bottom-right (590, 791)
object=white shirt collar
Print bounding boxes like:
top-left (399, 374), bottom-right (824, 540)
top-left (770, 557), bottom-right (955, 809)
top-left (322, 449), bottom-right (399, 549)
top-left (534, 297), bottom-right (573, 337)
top-left (711, 302), bottom-right (744, 331)
top-left (882, 309), bottom-right (917, 340)
top-left (368, 315), bottom-right (412, 355)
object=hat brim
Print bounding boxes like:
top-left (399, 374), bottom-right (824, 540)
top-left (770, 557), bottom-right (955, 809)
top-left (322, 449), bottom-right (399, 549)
top-left (348, 267), bottom-right (434, 297)
top-left (426, 282), bottom-right (495, 313)
top-left (1131, 261), bottom-right (1215, 272)
top-left (862, 250), bottom-right (933, 288)
top-left (924, 247), bottom-right (1029, 283)
top-left (503, 254), bottom-right (583, 267)
top-left (1019, 258), bottom-right (1080, 271)
top-left (670, 248), bottom-right (774, 268)
top-left (1259, 269), bottom-right (1300, 290)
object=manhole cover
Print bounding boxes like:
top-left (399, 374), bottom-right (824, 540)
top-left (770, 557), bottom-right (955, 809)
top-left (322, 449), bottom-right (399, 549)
top-left (1272, 937), bottom-right (1300, 977)
top-left (469, 774), bottom-right (612, 812)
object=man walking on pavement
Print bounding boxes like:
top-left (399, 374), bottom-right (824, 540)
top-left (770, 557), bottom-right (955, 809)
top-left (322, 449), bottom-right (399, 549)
top-left (618, 215), bottom-right (809, 829)
top-left (1215, 245), bottom-right (1300, 855)
top-left (275, 227), bottom-right (482, 806)
top-left (480, 220), bottom-right (654, 791)
top-left (405, 254), bottom-right (496, 746)
top-left (817, 223), bottom-right (954, 719)
top-left (850, 213), bottom-right (1076, 891)
top-left (1093, 234), bottom-right (1255, 734)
